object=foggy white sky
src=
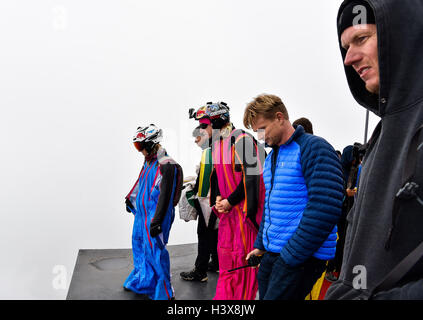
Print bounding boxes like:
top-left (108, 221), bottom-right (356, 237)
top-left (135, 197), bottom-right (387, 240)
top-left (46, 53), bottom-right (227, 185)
top-left (0, 0), bottom-right (379, 299)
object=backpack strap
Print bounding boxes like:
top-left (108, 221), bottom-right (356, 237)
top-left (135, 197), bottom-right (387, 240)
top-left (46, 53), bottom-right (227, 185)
top-left (373, 242), bottom-right (423, 294)
top-left (385, 125), bottom-right (423, 250)
top-left (374, 124), bottom-right (423, 294)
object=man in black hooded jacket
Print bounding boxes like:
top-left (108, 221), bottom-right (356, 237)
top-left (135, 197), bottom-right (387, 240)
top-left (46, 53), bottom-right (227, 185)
top-left (325, 0), bottom-right (423, 300)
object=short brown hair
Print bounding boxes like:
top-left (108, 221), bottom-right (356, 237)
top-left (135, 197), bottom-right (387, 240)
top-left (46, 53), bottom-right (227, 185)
top-left (293, 117), bottom-right (313, 134)
top-left (243, 94), bottom-right (289, 129)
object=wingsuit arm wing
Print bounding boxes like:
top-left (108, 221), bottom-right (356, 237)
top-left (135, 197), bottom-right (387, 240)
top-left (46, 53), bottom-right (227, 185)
top-left (124, 166), bottom-right (145, 214)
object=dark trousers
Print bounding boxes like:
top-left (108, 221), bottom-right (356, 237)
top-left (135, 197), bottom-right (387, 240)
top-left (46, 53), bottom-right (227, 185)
top-left (327, 218), bottom-right (347, 273)
top-left (327, 200), bottom-right (352, 273)
top-left (194, 207), bottom-right (218, 273)
top-left (257, 252), bottom-right (326, 300)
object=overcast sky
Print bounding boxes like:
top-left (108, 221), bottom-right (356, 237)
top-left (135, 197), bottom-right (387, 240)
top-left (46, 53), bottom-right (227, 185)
top-left (0, 0), bottom-right (379, 299)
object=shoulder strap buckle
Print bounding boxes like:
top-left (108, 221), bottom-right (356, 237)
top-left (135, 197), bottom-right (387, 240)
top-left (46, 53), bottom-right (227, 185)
top-left (395, 181), bottom-right (419, 200)
top-left (396, 181), bottom-right (419, 200)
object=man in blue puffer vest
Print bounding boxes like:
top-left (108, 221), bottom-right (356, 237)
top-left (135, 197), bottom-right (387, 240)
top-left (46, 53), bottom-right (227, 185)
top-left (244, 94), bottom-right (344, 300)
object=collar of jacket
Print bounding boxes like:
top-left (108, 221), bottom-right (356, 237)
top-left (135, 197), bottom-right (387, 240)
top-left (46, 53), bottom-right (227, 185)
top-left (219, 123), bottom-right (234, 139)
top-left (272, 124), bottom-right (305, 153)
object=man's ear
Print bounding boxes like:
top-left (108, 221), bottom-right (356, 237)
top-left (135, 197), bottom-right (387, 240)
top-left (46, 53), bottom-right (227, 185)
top-left (275, 112), bottom-right (285, 123)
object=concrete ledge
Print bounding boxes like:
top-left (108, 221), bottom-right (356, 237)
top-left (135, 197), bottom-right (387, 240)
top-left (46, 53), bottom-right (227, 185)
top-left (66, 243), bottom-right (218, 300)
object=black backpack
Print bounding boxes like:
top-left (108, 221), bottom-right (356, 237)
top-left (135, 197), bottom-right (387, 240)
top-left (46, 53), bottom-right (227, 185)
top-left (372, 124), bottom-right (423, 296)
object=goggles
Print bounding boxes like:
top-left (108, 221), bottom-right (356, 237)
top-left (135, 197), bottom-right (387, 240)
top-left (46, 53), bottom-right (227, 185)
top-left (133, 141), bottom-right (146, 152)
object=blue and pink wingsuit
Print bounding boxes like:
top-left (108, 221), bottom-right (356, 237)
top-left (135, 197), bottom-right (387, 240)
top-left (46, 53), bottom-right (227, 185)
top-left (124, 153), bottom-right (183, 300)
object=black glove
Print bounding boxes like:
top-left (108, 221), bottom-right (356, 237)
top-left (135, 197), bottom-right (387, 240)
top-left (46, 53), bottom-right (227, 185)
top-left (125, 199), bottom-right (135, 213)
top-left (247, 254), bottom-right (263, 267)
top-left (150, 221), bottom-right (162, 237)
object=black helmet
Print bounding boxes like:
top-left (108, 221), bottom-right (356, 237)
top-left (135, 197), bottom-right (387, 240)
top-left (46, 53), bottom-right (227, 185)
top-left (188, 101), bottom-right (230, 129)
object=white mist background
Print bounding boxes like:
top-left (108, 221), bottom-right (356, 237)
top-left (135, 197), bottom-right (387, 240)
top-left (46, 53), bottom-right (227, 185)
top-left (0, 0), bottom-right (379, 299)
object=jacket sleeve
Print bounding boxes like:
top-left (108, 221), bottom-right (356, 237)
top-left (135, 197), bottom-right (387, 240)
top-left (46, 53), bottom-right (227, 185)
top-left (193, 169), bottom-right (200, 195)
top-left (372, 279), bottom-right (423, 300)
top-left (151, 163), bottom-right (175, 225)
top-left (227, 179), bottom-right (245, 206)
top-left (209, 168), bottom-right (220, 207)
top-left (279, 136), bottom-right (344, 266)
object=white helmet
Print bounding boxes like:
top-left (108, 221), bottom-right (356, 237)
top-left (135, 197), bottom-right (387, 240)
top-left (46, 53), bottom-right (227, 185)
top-left (133, 124), bottom-right (163, 153)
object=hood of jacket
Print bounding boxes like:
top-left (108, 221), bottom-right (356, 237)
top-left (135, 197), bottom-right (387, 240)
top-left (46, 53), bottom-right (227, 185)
top-left (337, 0), bottom-right (423, 117)
top-left (341, 145), bottom-right (354, 169)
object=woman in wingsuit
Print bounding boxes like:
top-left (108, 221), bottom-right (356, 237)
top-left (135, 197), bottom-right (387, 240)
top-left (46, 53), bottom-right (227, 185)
top-left (190, 102), bottom-right (266, 300)
top-left (124, 124), bottom-right (183, 300)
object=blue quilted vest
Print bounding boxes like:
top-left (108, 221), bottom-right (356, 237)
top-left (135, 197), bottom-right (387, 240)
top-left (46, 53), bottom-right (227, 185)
top-left (261, 127), bottom-right (339, 262)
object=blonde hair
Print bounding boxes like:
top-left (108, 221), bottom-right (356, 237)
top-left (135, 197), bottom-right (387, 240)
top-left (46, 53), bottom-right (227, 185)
top-left (243, 94), bottom-right (289, 129)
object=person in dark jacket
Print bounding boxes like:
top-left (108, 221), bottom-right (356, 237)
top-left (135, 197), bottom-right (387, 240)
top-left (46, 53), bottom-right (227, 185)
top-left (244, 94), bottom-right (344, 300)
top-left (326, 145), bottom-right (361, 282)
top-left (180, 120), bottom-right (219, 282)
top-left (293, 117), bottom-right (314, 135)
top-left (325, 0), bottom-right (423, 300)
